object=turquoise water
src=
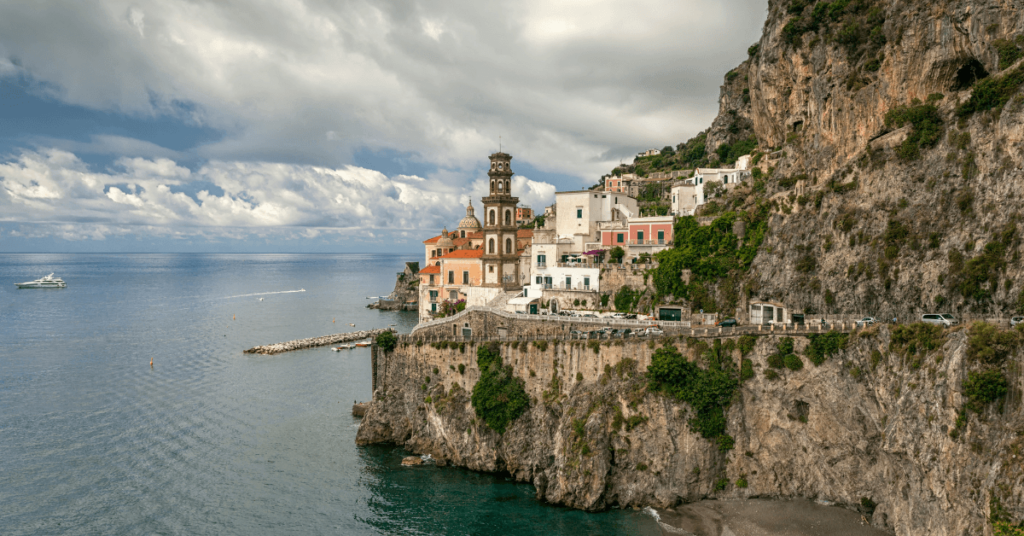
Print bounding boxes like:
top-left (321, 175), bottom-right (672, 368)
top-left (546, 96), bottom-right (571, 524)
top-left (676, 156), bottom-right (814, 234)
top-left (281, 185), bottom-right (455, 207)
top-left (0, 254), bottom-right (659, 535)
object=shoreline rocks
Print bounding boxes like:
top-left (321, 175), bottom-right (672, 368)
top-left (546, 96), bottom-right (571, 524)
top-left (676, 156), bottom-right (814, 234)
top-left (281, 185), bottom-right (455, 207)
top-left (243, 328), bottom-right (390, 355)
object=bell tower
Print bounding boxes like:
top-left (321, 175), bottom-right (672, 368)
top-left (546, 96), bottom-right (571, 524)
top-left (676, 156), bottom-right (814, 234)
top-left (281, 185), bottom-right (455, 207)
top-left (481, 152), bottom-right (520, 289)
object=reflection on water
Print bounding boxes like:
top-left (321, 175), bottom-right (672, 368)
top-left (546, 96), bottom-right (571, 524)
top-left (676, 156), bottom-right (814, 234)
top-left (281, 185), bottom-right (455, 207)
top-left (0, 254), bottom-right (658, 535)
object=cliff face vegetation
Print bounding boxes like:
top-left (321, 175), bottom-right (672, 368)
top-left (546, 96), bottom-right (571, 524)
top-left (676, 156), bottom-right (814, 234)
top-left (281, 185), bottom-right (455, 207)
top-left (643, 0), bottom-right (1024, 320)
top-left (358, 323), bottom-right (1024, 535)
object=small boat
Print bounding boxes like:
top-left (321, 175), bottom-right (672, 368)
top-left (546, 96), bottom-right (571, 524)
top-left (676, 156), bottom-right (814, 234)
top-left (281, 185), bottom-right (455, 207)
top-left (16, 274), bottom-right (66, 289)
top-left (332, 344), bottom-right (356, 351)
top-left (354, 341), bottom-right (372, 348)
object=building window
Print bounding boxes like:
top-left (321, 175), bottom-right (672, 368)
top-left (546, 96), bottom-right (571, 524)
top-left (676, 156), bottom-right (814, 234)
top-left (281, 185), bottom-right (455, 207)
top-left (489, 238), bottom-right (495, 253)
top-left (617, 233), bottom-right (624, 243)
top-left (576, 208), bottom-right (582, 218)
top-left (462, 271), bottom-right (469, 284)
top-left (498, 162), bottom-right (503, 170)
top-left (498, 181), bottom-right (503, 190)
top-left (658, 230), bottom-right (665, 243)
top-left (505, 210), bottom-right (511, 225)
top-left (505, 238), bottom-right (512, 254)
top-left (536, 276), bottom-right (542, 284)
top-left (448, 271), bottom-right (454, 284)
top-left (450, 290), bottom-right (458, 300)
top-left (537, 254), bottom-right (546, 266)
top-left (429, 275), bottom-right (434, 285)
top-left (460, 230), bottom-right (465, 238)
top-left (584, 277), bottom-right (590, 289)
top-left (637, 230), bottom-right (644, 242)
top-left (488, 266), bottom-right (494, 273)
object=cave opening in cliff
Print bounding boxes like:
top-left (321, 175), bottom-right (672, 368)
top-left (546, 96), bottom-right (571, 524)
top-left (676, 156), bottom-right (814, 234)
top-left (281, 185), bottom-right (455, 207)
top-left (953, 59), bottom-right (989, 91)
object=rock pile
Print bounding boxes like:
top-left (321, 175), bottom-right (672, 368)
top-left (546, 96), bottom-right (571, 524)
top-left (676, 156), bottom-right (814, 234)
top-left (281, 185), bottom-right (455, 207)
top-left (243, 328), bottom-right (389, 355)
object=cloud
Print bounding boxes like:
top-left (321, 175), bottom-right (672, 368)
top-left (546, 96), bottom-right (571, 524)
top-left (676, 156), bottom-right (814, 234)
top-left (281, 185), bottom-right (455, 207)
top-left (0, 148), bottom-right (555, 240)
top-left (0, 0), bottom-right (767, 182)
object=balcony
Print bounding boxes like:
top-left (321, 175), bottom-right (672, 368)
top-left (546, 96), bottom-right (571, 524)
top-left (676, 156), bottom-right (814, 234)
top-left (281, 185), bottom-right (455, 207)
top-left (536, 262), bottom-right (547, 269)
top-left (628, 239), bottom-right (667, 246)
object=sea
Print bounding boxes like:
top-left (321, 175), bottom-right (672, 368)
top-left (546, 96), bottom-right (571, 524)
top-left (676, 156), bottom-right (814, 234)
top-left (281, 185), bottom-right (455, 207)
top-left (0, 253), bottom-right (661, 536)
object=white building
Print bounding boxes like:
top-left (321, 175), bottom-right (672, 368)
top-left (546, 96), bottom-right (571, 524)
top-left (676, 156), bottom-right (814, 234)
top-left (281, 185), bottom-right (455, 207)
top-left (553, 190), bottom-right (638, 252)
top-left (637, 148), bottom-right (661, 158)
top-left (670, 166), bottom-right (751, 216)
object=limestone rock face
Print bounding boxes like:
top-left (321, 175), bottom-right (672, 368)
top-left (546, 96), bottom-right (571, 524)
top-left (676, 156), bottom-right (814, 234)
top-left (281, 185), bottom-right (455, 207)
top-left (697, 0), bottom-right (1024, 319)
top-left (356, 333), bottom-right (1024, 535)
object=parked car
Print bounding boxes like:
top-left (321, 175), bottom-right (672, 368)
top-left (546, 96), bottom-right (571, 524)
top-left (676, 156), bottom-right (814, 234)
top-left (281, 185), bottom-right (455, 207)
top-left (569, 330), bottom-right (585, 339)
top-left (588, 330), bottom-right (602, 339)
top-left (610, 329), bottom-right (623, 339)
top-left (856, 317), bottom-right (876, 327)
top-left (1012, 316), bottom-right (1024, 327)
top-left (645, 327), bottom-right (664, 337)
top-left (922, 314), bottom-right (956, 327)
top-left (940, 313), bottom-right (959, 326)
top-left (583, 313), bottom-right (597, 318)
top-left (622, 328), bottom-right (634, 338)
top-left (716, 318), bottom-right (738, 327)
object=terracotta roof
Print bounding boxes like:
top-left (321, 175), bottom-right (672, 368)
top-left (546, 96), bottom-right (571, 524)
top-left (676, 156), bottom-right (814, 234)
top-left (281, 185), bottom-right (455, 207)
top-left (453, 238), bottom-right (471, 247)
top-left (466, 231), bottom-right (483, 239)
top-left (423, 234), bottom-right (442, 244)
top-left (419, 265), bottom-right (441, 274)
top-left (440, 249), bottom-right (484, 259)
top-left (517, 229), bottom-right (534, 238)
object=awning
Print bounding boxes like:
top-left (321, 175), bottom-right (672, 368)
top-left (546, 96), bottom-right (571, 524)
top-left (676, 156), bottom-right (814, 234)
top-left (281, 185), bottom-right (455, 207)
top-left (507, 296), bottom-right (539, 306)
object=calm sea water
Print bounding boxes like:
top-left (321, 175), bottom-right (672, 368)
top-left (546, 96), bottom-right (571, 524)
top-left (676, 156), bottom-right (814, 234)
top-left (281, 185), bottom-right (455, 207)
top-left (0, 254), bottom-right (659, 535)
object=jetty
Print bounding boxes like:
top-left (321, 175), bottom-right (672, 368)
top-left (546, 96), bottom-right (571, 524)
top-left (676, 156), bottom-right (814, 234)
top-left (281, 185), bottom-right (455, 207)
top-left (243, 328), bottom-right (390, 355)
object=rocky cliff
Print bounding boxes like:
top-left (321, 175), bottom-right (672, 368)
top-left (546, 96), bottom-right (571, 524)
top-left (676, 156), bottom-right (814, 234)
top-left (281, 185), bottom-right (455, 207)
top-left (357, 325), bottom-right (1024, 535)
top-left (697, 0), bottom-right (1024, 320)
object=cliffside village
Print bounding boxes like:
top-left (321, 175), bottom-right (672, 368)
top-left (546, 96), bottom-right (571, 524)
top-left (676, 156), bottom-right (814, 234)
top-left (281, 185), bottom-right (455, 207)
top-left (408, 150), bottom-right (756, 324)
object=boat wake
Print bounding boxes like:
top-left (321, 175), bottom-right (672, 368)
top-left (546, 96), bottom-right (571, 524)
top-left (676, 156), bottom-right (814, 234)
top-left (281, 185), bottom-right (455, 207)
top-left (222, 289), bottom-right (306, 299)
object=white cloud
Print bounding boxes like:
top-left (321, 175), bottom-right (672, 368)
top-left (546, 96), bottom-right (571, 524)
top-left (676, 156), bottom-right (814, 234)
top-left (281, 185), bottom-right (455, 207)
top-left (0, 0), bottom-right (767, 180)
top-left (0, 148), bottom-right (556, 240)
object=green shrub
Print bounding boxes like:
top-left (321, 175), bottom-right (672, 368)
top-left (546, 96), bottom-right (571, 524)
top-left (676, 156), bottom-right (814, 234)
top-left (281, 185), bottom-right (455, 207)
top-left (767, 353), bottom-right (785, 368)
top-left (533, 340), bottom-right (549, 352)
top-left (375, 330), bottom-right (398, 353)
top-left (994, 38), bottom-right (1024, 70)
top-left (806, 331), bottom-right (849, 365)
top-left (967, 322), bottom-right (1020, 364)
top-left (626, 415), bottom-right (648, 431)
top-left (963, 369), bottom-right (1009, 412)
top-left (736, 477), bottom-right (749, 488)
top-left (738, 335), bottom-right (758, 356)
top-left (884, 103), bottom-right (943, 161)
top-left (471, 343), bottom-right (529, 434)
top-left (890, 323), bottom-right (944, 358)
top-left (784, 354), bottom-right (804, 371)
top-left (715, 478), bottom-right (729, 491)
top-left (957, 65), bottom-right (1024, 117)
top-left (458, 363), bottom-right (466, 374)
top-left (636, 463), bottom-right (648, 471)
top-left (647, 345), bottom-right (737, 448)
top-left (748, 43), bottom-right (760, 57)
top-left (740, 358), bottom-right (754, 380)
top-left (764, 369), bottom-right (780, 380)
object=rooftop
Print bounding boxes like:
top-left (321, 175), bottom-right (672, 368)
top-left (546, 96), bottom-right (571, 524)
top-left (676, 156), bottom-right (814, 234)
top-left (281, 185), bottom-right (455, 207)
top-left (440, 249), bottom-right (484, 260)
top-left (419, 265), bottom-right (441, 274)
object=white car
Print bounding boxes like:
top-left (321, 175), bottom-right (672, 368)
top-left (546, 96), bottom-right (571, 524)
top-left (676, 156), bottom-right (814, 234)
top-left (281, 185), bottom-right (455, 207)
top-left (855, 317), bottom-right (876, 327)
top-left (922, 314), bottom-right (956, 327)
top-left (645, 327), bottom-right (664, 337)
top-left (1011, 316), bottom-right (1023, 327)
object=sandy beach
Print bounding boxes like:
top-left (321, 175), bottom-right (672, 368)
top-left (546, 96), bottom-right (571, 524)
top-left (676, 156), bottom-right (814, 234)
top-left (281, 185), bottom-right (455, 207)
top-left (654, 499), bottom-right (890, 536)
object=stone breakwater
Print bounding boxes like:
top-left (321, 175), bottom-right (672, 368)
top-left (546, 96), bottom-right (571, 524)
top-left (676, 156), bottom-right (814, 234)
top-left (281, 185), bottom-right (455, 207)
top-left (243, 328), bottom-right (389, 355)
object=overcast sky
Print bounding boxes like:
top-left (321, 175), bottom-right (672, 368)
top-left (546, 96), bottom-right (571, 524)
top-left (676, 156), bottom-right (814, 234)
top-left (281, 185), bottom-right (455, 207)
top-left (0, 0), bottom-right (766, 253)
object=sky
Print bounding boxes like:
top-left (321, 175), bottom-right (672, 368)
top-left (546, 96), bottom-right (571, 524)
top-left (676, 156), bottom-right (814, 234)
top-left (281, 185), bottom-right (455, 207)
top-left (0, 0), bottom-right (767, 253)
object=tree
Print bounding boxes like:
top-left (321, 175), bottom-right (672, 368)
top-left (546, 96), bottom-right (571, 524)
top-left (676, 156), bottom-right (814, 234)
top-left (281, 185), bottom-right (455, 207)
top-left (609, 246), bottom-right (625, 263)
top-left (375, 330), bottom-right (397, 353)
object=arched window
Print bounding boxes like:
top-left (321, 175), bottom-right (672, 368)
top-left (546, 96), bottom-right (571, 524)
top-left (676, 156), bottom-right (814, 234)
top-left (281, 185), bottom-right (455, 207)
top-left (490, 179), bottom-right (494, 191)
top-left (491, 162), bottom-right (495, 170)
top-left (498, 162), bottom-right (503, 170)
top-left (498, 181), bottom-right (503, 191)
top-left (505, 180), bottom-right (510, 192)
top-left (505, 238), bottom-right (512, 254)
top-left (505, 210), bottom-right (511, 226)
top-left (489, 210), bottom-right (495, 225)
top-left (489, 238), bottom-right (495, 253)
top-left (460, 230), bottom-right (465, 238)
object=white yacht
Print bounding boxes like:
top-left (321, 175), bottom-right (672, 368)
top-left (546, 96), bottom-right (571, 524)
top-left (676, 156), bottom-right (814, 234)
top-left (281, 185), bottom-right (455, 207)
top-left (16, 274), bottom-right (67, 289)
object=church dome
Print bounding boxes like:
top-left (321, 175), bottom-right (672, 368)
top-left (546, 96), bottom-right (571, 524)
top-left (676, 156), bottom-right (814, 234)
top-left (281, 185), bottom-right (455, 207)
top-left (458, 201), bottom-right (482, 232)
top-left (436, 227), bottom-right (455, 249)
